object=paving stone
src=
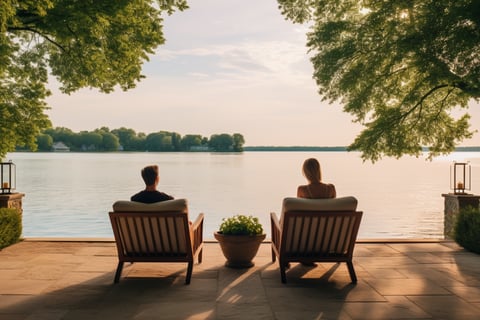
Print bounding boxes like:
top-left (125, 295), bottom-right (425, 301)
top-left (75, 245), bottom-right (116, 256)
top-left (356, 244), bottom-right (402, 256)
top-left (343, 296), bottom-right (431, 319)
top-left (394, 265), bottom-right (468, 287)
top-left (73, 256), bottom-right (118, 272)
top-left (433, 265), bottom-right (480, 286)
top-left (0, 269), bottom-right (23, 279)
top-left (136, 301), bottom-right (216, 320)
top-left (0, 279), bottom-right (53, 295)
top-left (266, 282), bottom-right (385, 308)
top-left (355, 255), bottom-right (418, 268)
top-left (275, 309), bottom-right (353, 320)
top-left (216, 302), bottom-right (273, 320)
top-left (0, 315), bottom-right (27, 320)
top-left (387, 242), bottom-right (459, 253)
top-left (0, 259), bottom-right (24, 270)
top-left (24, 309), bottom-right (68, 320)
top-left (444, 285), bottom-right (480, 302)
top-left (18, 263), bottom-right (80, 280)
top-left (407, 295), bottom-right (480, 319)
top-left (365, 278), bottom-right (450, 296)
top-left (47, 272), bottom-right (113, 289)
top-left (0, 295), bottom-right (45, 314)
top-left (406, 251), bottom-right (458, 264)
top-left (363, 267), bottom-right (407, 279)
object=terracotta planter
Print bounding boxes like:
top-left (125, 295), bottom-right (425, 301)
top-left (214, 232), bottom-right (266, 268)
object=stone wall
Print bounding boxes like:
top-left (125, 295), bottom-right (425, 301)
top-left (0, 193), bottom-right (25, 215)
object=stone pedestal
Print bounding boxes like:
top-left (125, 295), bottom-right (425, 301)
top-left (0, 193), bottom-right (25, 215)
top-left (442, 193), bottom-right (480, 239)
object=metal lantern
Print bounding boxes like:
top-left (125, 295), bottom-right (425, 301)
top-left (450, 162), bottom-right (471, 194)
top-left (0, 160), bottom-right (16, 194)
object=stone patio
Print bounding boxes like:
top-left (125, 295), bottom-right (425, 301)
top-left (0, 239), bottom-right (479, 319)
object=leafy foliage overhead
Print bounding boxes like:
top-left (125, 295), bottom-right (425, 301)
top-left (0, 0), bottom-right (188, 158)
top-left (278, 0), bottom-right (480, 161)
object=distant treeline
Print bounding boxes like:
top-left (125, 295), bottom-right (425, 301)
top-left (244, 146), bottom-right (347, 152)
top-left (452, 147), bottom-right (480, 152)
top-left (30, 127), bottom-right (245, 152)
top-left (245, 146), bottom-right (480, 152)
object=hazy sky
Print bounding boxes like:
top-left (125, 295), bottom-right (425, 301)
top-left (45, 0), bottom-right (480, 146)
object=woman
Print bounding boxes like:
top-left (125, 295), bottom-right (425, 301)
top-left (295, 158), bottom-right (336, 267)
top-left (297, 158), bottom-right (336, 199)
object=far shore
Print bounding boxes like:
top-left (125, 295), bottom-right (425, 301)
top-left (10, 145), bottom-right (480, 153)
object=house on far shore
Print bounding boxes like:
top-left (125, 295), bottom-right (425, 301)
top-left (190, 145), bottom-right (210, 152)
top-left (52, 141), bottom-right (70, 152)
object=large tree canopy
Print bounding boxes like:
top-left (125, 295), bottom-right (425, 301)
top-left (0, 0), bottom-right (188, 158)
top-left (278, 0), bottom-right (480, 161)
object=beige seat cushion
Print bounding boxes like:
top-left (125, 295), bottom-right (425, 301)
top-left (282, 196), bottom-right (358, 213)
top-left (112, 198), bottom-right (188, 212)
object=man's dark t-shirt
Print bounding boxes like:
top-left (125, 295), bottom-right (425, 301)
top-left (130, 190), bottom-right (174, 203)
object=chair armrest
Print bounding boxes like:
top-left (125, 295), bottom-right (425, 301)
top-left (191, 213), bottom-right (204, 232)
top-left (190, 213), bottom-right (204, 254)
top-left (270, 212), bottom-right (280, 232)
top-left (270, 212), bottom-right (281, 249)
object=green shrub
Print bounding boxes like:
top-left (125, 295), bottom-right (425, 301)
top-left (218, 214), bottom-right (264, 236)
top-left (455, 206), bottom-right (480, 254)
top-left (0, 208), bottom-right (22, 249)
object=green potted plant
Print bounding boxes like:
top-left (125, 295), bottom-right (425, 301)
top-left (214, 214), bottom-right (266, 268)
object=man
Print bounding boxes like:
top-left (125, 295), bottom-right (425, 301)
top-left (131, 165), bottom-right (174, 203)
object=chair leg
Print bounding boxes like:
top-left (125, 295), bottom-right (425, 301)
top-left (185, 261), bottom-right (193, 285)
top-left (271, 247), bottom-right (276, 263)
top-left (346, 261), bottom-right (357, 283)
top-left (198, 248), bottom-right (203, 264)
top-left (114, 261), bottom-right (124, 283)
top-left (279, 260), bottom-right (287, 284)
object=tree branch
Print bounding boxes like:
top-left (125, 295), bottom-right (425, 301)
top-left (399, 83), bottom-right (451, 122)
top-left (7, 26), bottom-right (67, 52)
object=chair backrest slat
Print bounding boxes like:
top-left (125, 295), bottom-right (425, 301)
top-left (110, 212), bottom-right (191, 258)
top-left (281, 211), bottom-right (362, 258)
top-left (153, 219), bottom-right (165, 252)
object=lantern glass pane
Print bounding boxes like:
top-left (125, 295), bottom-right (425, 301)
top-left (1, 162), bottom-right (15, 192)
top-left (450, 162), bottom-right (471, 193)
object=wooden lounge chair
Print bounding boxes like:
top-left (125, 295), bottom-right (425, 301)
top-left (109, 199), bottom-right (204, 284)
top-left (270, 197), bottom-right (363, 284)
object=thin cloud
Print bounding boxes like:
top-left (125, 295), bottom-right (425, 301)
top-left (150, 40), bottom-right (310, 88)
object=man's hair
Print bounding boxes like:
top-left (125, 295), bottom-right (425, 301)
top-left (141, 165), bottom-right (159, 186)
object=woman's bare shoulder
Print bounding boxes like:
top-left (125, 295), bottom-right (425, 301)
top-left (297, 185), bottom-right (307, 197)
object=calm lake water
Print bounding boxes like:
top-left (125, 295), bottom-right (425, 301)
top-left (6, 151), bottom-right (480, 239)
